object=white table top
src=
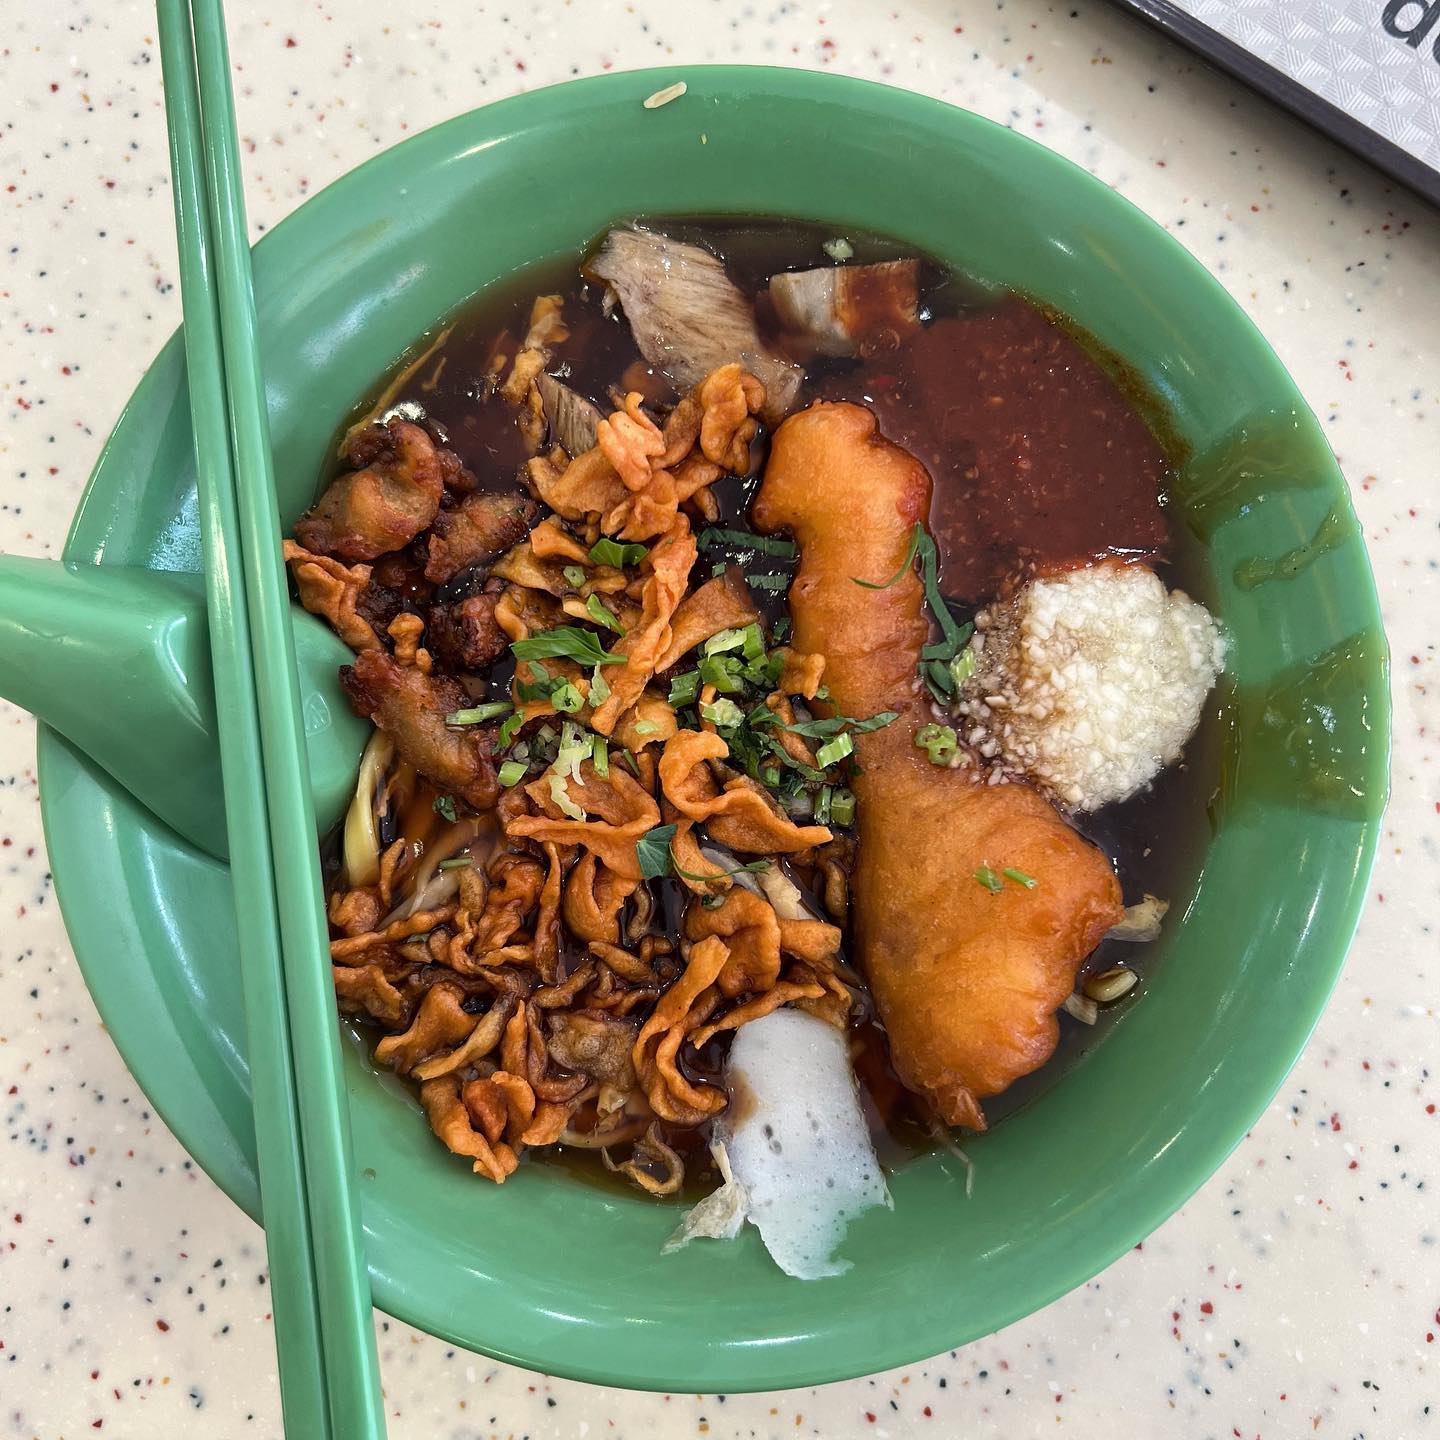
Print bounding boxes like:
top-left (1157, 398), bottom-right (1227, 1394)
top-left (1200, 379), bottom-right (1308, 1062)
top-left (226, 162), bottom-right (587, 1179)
top-left (2, 2), bottom-right (1436, 1435)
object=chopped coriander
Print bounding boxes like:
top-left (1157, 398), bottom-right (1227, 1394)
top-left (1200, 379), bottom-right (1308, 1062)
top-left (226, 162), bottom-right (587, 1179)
top-left (550, 681), bottom-right (584, 714)
top-left (636, 823), bottom-right (679, 880)
top-left (590, 734), bottom-right (610, 778)
top-left (1002, 866), bottom-right (1038, 889)
top-left (916, 722), bottom-right (958, 765)
top-left (588, 665), bottom-right (611, 706)
top-left (497, 711), bottom-right (525, 748)
top-left (698, 655), bottom-right (746, 694)
top-left (852, 523), bottom-right (922, 589)
top-left (782, 710), bottom-right (897, 739)
top-left (702, 627), bottom-right (749, 657)
top-left (669, 670), bottom-right (701, 706)
top-left (697, 527), bottom-right (797, 557)
top-left (511, 626), bottom-right (623, 667)
top-left (974, 865), bottom-right (1004, 893)
top-left (433, 794), bottom-right (458, 823)
top-left (749, 573), bottom-right (790, 591)
top-left (814, 785), bottom-right (833, 824)
top-left (815, 732), bottom-right (854, 768)
top-left (589, 537), bottom-right (648, 568)
top-left (445, 701), bottom-right (512, 726)
top-left (701, 698), bottom-right (745, 730)
top-left (562, 564), bottom-right (587, 588)
top-left (740, 653), bottom-right (785, 688)
top-left (829, 788), bottom-right (857, 827)
top-left (585, 594), bottom-right (625, 635)
top-left (438, 855), bottom-right (474, 870)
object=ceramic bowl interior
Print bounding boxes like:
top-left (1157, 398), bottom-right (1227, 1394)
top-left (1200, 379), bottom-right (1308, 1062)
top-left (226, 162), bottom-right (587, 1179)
top-left (41, 67), bottom-right (1388, 1391)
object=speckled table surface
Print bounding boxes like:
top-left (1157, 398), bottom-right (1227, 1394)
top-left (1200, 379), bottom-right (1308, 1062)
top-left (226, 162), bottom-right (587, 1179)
top-left (2, 2), bottom-right (1436, 1437)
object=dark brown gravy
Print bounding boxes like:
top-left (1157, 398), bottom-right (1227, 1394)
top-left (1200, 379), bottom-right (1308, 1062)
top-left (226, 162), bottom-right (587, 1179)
top-left (325, 217), bottom-right (1218, 1194)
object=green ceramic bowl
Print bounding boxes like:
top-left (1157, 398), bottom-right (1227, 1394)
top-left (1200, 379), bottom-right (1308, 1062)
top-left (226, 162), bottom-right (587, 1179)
top-left (40, 68), bottom-right (1388, 1391)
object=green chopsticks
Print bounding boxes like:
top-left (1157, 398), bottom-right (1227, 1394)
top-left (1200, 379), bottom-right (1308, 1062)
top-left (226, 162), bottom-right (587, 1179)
top-left (155, 2), bottom-right (387, 1436)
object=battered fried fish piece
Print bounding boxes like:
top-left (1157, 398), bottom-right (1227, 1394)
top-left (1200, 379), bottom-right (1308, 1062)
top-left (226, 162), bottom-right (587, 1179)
top-left (753, 402), bottom-right (1123, 1130)
top-left (424, 491), bottom-right (539, 584)
top-left (340, 648), bottom-right (498, 811)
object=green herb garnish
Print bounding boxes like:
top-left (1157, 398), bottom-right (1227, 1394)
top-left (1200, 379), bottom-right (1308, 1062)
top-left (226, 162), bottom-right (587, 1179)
top-left (702, 627), bottom-right (749, 657)
top-left (497, 759), bottom-right (528, 787)
top-left (585, 594), bottom-right (625, 635)
top-left (916, 722), bottom-right (958, 765)
top-left (701, 698), bottom-right (745, 730)
top-left (497, 711), bottom-right (525, 748)
top-left (1002, 867), bottom-right (1038, 890)
top-left (771, 616), bottom-right (792, 644)
top-left (668, 670), bottom-right (701, 706)
top-left (438, 855), bottom-right (474, 870)
top-left (781, 710), bottom-right (898, 740)
top-left (562, 564), bottom-right (586, 588)
top-left (671, 851), bottom-right (772, 884)
top-left (588, 665), bottom-right (611, 706)
top-left (748, 573), bottom-right (790, 591)
top-left (636, 823), bottom-right (679, 880)
top-left (974, 865), bottom-right (1004, 893)
top-left (433, 794), bottom-right (458, 823)
top-left (590, 734), bottom-right (610, 778)
top-left (550, 681), bottom-right (584, 714)
top-left (851, 524), bottom-right (922, 589)
top-left (829, 788), bottom-right (856, 827)
top-left (589, 537), bottom-right (648, 568)
top-left (511, 626), bottom-right (623, 668)
top-left (698, 655), bottom-right (746, 694)
top-left (815, 732), bottom-right (854, 769)
top-left (445, 701), bottom-right (513, 726)
top-left (949, 648), bottom-right (977, 688)
top-left (814, 784), bottom-right (833, 824)
top-left (698, 527), bottom-right (797, 558)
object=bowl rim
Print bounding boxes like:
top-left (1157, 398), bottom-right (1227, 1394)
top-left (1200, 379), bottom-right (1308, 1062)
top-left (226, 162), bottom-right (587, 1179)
top-left (40, 63), bottom-right (1390, 1390)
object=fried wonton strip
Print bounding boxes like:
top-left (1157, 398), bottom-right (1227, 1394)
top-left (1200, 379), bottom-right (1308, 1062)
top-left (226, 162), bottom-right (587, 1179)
top-left (683, 888), bottom-right (783, 998)
top-left (610, 690), bottom-right (679, 751)
top-left (689, 978), bottom-right (828, 1048)
top-left (776, 915), bottom-right (843, 963)
top-left (332, 959), bottom-right (410, 1026)
top-left (587, 941), bottom-right (657, 985)
top-left (697, 363), bottom-right (763, 472)
top-left (499, 294), bottom-right (567, 405)
top-left (465, 1072), bottom-right (536, 1144)
top-left (509, 759), bottom-right (661, 881)
top-left (527, 447), bottom-right (632, 529)
top-left (329, 886), bottom-right (383, 938)
top-left (528, 516), bottom-right (591, 564)
top-left (597, 393), bottom-right (666, 491)
top-left (658, 729), bottom-right (832, 854)
top-left (562, 852), bottom-right (636, 944)
top-left (375, 982), bottom-right (475, 1074)
top-left (329, 905), bottom-right (456, 961)
top-left (589, 517), bottom-right (697, 734)
top-left (775, 646), bottom-right (826, 700)
top-left (631, 935), bottom-right (731, 1122)
top-left (651, 566), bottom-right (760, 672)
top-left (411, 996), bottom-right (516, 1081)
top-left (283, 542), bottom-right (382, 652)
top-left (531, 842), bottom-right (565, 983)
top-left (491, 538), bottom-right (575, 597)
top-left (421, 1075), bottom-right (518, 1183)
top-left (754, 400), bottom-right (1125, 1129)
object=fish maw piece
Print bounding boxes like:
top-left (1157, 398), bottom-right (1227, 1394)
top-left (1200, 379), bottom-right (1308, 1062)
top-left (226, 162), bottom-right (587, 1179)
top-left (754, 402), bottom-right (1123, 1130)
top-left (768, 260), bottom-right (920, 358)
top-left (587, 228), bottom-right (801, 423)
top-left (718, 1008), bottom-right (889, 1279)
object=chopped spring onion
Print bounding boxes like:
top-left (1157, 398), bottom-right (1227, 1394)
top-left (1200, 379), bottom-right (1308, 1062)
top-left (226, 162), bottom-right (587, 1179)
top-left (632, 719), bottom-right (659, 736)
top-left (701, 698), bottom-right (745, 730)
top-left (433, 795), bottom-right (458, 823)
top-left (1002, 867), bottom-right (1038, 890)
top-left (973, 865), bottom-right (1004, 893)
top-left (548, 772), bottom-right (585, 821)
top-left (702, 627), bottom-right (748, 657)
top-left (741, 653), bottom-right (784, 688)
top-left (697, 527), bottom-right (797, 558)
top-left (438, 855), bottom-right (474, 870)
top-left (741, 623), bottom-right (766, 661)
top-left (782, 709), bottom-right (897, 739)
top-left (562, 564), bottom-right (586, 588)
top-left (622, 747), bottom-right (641, 777)
top-left (550, 681), bottom-right (584, 714)
top-left (760, 735), bottom-right (828, 784)
top-left (813, 785), bottom-right (833, 824)
top-left (698, 655), bottom-right (746, 694)
top-left (852, 524), bottom-right (922, 589)
top-left (497, 759), bottom-right (528, 787)
top-left (668, 669), bottom-right (701, 706)
top-left (555, 720), bottom-right (591, 782)
top-left (636, 823), bottom-right (679, 880)
top-left (588, 665), bottom-right (611, 706)
top-left (445, 701), bottom-right (512, 726)
top-left (497, 711), bottom-right (525, 748)
top-left (829, 788), bottom-right (857, 827)
top-left (771, 616), bottom-right (792, 644)
top-left (761, 764), bottom-right (782, 788)
top-left (589, 537), bottom-right (648, 568)
top-left (585, 594), bottom-right (625, 635)
top-left (915, 722), bottom-right (958, 765)
top-left (948, 647), bottom-right (977, 688)
top-left (590, 734), bottom-right (610, 777)
top-left (917, 531), bottom-right (967, 659)
top-left (711, 561), bottom-right (728, 578)
top-left (511, 626), bottom-right (622, 667)
top-left (815, 732), bottom-right (854, 769)
top-left (748, 573), bottom-right (791, 591)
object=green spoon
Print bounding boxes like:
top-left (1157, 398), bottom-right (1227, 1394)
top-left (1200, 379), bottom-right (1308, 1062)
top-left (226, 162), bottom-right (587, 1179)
top-left (0, 555), bottom-right (366, 860)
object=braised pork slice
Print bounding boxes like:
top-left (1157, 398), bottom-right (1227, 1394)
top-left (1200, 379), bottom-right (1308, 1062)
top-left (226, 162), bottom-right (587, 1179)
top-left (753, 401), bottom-right (1123, 1130)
